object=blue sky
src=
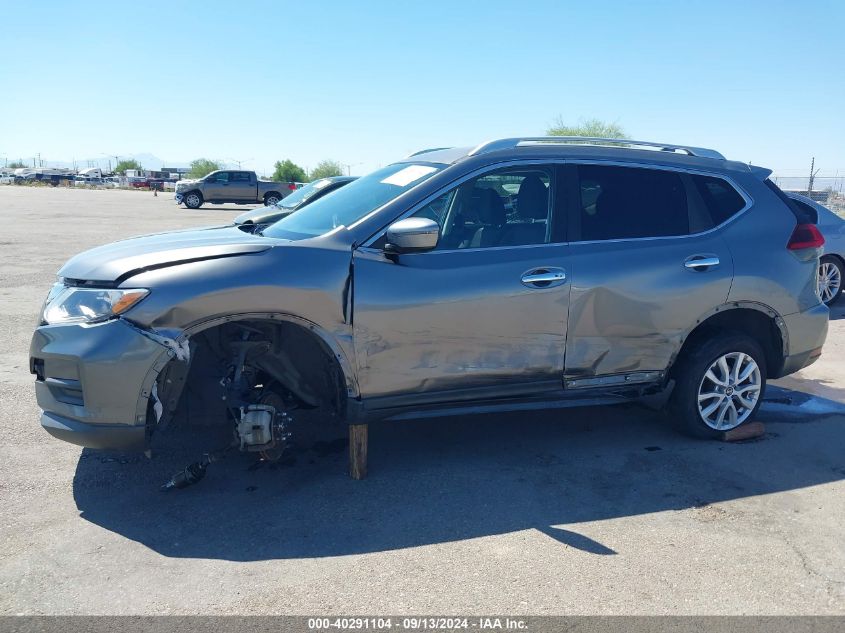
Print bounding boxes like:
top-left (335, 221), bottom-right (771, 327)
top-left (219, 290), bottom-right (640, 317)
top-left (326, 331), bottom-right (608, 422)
top-left (1, 0), bottom-right (843, 177)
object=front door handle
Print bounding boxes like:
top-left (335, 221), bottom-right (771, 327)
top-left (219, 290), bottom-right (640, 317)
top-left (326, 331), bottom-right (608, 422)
top-left (684, 256), bottom-right (720, 271)
top-left (521, 267), bottom-right (567, 288)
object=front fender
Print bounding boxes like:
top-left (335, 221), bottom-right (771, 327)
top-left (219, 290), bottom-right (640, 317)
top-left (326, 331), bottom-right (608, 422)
top-left (120, 243), bottom-right (360, 398)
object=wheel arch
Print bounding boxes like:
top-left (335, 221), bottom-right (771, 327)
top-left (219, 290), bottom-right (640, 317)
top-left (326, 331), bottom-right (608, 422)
top-left (669, 302), bottom-right (788, 380)
top-left (182, 312), bottom-right (358, 398)
top-left (134, 312), bottom-right (359, 434)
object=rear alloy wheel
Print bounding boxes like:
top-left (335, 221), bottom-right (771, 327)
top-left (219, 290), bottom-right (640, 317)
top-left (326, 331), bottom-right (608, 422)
top-left (264, 194), bottom-right (281, 206)
top-left (184, 192), bottom-right (203, 209)
top-left (818, 256), bottom-right (843, 305)
top-left (668, 332), bottom-right (767, 438)
top-left (696, 352), bottom-right (762, 430)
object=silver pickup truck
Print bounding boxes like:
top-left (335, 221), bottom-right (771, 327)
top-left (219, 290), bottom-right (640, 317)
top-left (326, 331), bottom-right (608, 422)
top-left (175, 170), bottom-right (293, 209)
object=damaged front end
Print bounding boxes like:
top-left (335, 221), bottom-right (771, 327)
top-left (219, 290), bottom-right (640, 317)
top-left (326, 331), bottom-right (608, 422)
top-left (31, 224), bottom-right (354, 483)
top-left (148, 319), bottom-right (347, 472)
top-left (32, 307), bottom-right (346, 474)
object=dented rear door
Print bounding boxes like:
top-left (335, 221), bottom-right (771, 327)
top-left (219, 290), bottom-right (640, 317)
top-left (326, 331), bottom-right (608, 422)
top-left (563, 163), bottom-right (735, 386)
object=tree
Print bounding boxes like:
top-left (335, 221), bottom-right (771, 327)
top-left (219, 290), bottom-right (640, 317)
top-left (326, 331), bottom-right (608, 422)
top-left (7, 160), bottom-right (27, 169)
top-left (272, 159), bottom-right (307, 183)
top-left (309, 159), bottom-right (344, 179)
top-left (114, 159), bottom-right (142, 175)
top-left (546, 117), bottom-right (629, 139)
top-left (187, 158), bottom-right (222, 179)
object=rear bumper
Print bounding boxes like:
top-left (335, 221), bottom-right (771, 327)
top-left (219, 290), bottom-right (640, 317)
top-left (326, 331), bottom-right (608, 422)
top-left (775, 302), bottom-right (829, 377)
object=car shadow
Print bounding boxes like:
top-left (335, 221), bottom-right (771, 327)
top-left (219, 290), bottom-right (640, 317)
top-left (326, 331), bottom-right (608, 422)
top-left (73, 387), bottom-right (845, 561)
top-left (828, 302), bottom-right (845, 321)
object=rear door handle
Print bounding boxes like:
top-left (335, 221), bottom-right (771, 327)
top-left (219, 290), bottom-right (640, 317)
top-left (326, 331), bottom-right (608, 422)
top-left (684, 256), bottom-right (720, 271)
top-left (521, 267), bottom-right (567, 288)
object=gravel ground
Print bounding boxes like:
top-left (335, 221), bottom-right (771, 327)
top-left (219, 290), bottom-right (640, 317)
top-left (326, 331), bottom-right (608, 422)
top-left (0, 186), bottom-right (843, 615)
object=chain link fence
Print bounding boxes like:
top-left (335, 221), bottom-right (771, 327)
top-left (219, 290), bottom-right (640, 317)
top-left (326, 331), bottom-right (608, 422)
top-left (770, 171), bottom-right (845, 216)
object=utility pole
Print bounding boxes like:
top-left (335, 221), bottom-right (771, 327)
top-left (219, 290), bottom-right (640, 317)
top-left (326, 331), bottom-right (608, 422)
top-left (228, 157), bottom-right (252, 170)
top-left (343, 162), bottom-right (362, 176)
top-left (808, 157), bottom-right (820, 196)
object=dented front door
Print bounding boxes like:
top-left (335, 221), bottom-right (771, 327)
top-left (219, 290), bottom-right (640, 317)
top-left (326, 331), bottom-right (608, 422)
top-left (351, 244), bottom-right (571, 404)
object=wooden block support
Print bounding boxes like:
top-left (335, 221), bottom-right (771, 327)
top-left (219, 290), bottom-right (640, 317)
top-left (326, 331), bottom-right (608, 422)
top-left (722, 421), bottom-right (766, 442)
top-left (349, 423), bottom-right (368, 480)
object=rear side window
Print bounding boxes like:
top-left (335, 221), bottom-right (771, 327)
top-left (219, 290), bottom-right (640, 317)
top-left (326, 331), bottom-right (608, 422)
top-left (577, 165), bottom-right (688, 241)
top-left (788, 198), bottom-right (819, 224)
top-left (690, 175), bottom-right (746, 225)
top-left (764, 179), bottom-right (814, 224)
top-left (232, 171), bottom-right (251, 182)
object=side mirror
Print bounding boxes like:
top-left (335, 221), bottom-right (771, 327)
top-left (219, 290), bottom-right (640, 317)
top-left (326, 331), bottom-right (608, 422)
top-left (384, 217), bottom-right (440, 255)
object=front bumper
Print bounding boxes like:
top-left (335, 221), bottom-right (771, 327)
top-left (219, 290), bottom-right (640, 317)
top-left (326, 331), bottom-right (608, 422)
top-left (41, 412), bottom-right (147, 450)
top-left (30, 318), bottom-right (170, 451)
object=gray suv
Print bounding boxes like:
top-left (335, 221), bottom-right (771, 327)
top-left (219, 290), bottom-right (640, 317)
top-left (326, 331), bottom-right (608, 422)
top-left (30, 137), bottom-right (829, 477)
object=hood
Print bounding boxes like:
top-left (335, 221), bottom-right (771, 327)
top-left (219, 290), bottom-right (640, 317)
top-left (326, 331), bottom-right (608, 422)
top-left (59, 226), bottom-right (273, 283)
top-left (233, 205), bottom-right (293, 225)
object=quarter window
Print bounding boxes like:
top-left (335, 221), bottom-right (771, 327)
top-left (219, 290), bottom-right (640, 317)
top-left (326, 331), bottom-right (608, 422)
top-left (576, 165), bottom-right (689, 241)
top-left (412, 167), bottom-right (553, 250)
top-left (691, 174), bottom-right (746, 226)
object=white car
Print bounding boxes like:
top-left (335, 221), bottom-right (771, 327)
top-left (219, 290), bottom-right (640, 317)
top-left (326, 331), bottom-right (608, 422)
top-left (0, 174), bottom-right (15, 185)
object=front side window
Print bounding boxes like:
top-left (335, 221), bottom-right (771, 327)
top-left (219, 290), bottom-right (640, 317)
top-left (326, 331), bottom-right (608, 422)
top-left (577, 165), bottom-right (689, 241)
top-left (411, 167), bottom-right (553, 250)
top-left (207, 171), bottom-right (229, 183)
top-left (263, 163), bottom-right (441, 240)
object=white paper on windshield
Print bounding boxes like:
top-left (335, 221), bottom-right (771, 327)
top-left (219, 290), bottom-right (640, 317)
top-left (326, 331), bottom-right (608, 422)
top-left (314, 179), bottom-right (332, 189)
top-left (381, 165), bottom-right (437, 187)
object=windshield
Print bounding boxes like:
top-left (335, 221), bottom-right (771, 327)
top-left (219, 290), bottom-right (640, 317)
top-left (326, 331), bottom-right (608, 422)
top-left (276, 178), bottom-right (334, 209)
top-left (263, 163), bottom-right (441, 240)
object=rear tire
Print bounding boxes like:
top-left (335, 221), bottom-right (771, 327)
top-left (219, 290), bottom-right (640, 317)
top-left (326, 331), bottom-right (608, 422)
top-left (184, 191), bottom-right (203, 209)
top-left (819, 256), bottom-right (843, 305)
top-left (264, 192), bottom-right (281, 206)
top-left (668, 331), bottom-right (767, 439)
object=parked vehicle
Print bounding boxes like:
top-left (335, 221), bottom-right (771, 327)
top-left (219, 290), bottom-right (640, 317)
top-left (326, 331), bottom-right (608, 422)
top-left (0, 173), bottom-right (14, 185)
top-left (787, 192), bottom-right (844, 305)
top-left (174, 170), bottom-right (294, 209)
top-left (74, 176), bottom-right (105, 187)
top-left (30, 137), bottom-right (828, 475)
top-left (233, 176), bottom-right (357, 232)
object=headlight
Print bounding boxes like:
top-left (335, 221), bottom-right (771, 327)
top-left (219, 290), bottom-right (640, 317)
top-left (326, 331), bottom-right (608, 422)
top-left (42, 284), bottom-right (149, 325)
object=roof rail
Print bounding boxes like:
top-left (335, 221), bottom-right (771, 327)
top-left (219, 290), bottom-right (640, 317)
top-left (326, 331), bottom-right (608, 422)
top-left (467, 137), bottom-right (725, 160)
top-left (405, 147), bottom-right (452, 158)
